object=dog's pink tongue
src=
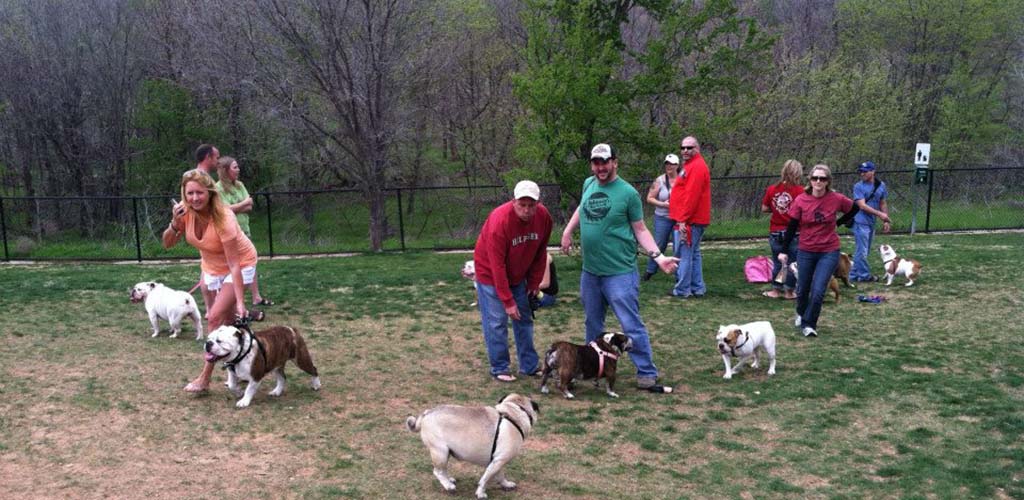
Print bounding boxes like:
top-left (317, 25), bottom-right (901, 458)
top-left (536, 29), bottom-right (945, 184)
top-left (204, 352), bottom-right (219, 362)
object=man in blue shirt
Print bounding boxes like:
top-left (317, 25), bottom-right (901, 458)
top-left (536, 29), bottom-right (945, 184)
top-left (850, 161), bottom-right (892, 282)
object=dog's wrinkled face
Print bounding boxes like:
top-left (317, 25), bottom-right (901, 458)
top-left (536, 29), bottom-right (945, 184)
top-left (879, 244), bottom-right (897, 262)
top-left (129, 281), bottom-right (157, 303)
top-left (204, 325), bottom-right (243, 363)
top-left (461, 260), bottom-right (476, 280)
top-left (716, 325), bottom-right (742, 355)
top-left (601, 332), bottom-right (633, 353)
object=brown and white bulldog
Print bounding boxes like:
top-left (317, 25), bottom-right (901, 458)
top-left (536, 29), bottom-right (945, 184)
top-left (716, 321), bottom-right (777, 379)
top-left (204, 323), bottom-right (321, 408)
top-left (406, 393), bottom-right (539, 499)
top-left (879, 244), bottom-right (922, 286)
top-left (539, 332), bottom-right (632, 399)
top-left (834, 252), bottom-right (854, 288)
top-left (788, 262), bottom-right (843, 303)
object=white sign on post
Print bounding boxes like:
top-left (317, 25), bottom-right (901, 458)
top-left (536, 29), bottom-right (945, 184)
top-left (915, 143), bottom-right (931, 167)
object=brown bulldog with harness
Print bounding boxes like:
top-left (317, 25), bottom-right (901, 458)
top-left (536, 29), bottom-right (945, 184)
top-left (539, 332), bottom-right (632, 399)
top-left (204, 320), bottom-right (321, 408)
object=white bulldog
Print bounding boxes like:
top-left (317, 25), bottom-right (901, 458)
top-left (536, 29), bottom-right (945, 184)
top-left (879, 244), bottom-right (922, 286)
top-left (716, 321), bottom-right (777, 379)
top-left (461, 259), bottom-right (479, 307)
top-left (129, 281), bottom-right (203, 340)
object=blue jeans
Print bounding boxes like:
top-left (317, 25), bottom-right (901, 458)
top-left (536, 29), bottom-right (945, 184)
top-left (795, 250), bottom-right (840, 330)
top-left (580, 270), bottom-right (658, 379)
top-left (671, 223), bottom-right (706, 297)
top-left (645, 213), bottom-right (674, 275)
top-left (476, 281), bottom-right (539, 376)
top-left (850, 222), bottom-right (875, 281)
top-left (769, 232), bottom-right (799, 291)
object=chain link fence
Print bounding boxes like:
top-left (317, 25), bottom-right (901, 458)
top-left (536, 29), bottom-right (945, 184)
top-left (1, 167), bottom-right (1021, 261)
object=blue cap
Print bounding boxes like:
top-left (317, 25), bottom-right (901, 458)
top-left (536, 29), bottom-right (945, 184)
top-left (858, 161), bottom-right (876, 172)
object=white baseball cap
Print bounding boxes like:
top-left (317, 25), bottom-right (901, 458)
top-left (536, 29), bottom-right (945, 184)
top-left (664, 154), bottom-right (680, 164)
top-left (590, 143), bottom-right (614, 160)
top-left (513, 180), bottom-right (541, 200)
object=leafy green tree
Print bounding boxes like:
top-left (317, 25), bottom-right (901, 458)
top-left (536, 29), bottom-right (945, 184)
top-left (127, 79), bottom-right (227, 195)
top-left (837, 0), bottom-right (1024, 168)
top-left (513, 0), bottom-right (772, 201)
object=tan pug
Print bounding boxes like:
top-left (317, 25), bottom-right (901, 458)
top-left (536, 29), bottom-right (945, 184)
top-left (406, 393), bottom-right (539, 499)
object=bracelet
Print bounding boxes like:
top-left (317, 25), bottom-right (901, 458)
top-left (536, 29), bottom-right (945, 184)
top-left (168, 224), bottom-right (181, 236)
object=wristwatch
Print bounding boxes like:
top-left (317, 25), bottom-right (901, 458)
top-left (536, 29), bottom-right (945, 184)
top-left (649, 250), bottom-right (662, 259)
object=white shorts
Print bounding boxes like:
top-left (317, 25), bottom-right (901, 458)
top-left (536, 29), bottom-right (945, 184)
top-left (204, 266), bottom-right (256, 291)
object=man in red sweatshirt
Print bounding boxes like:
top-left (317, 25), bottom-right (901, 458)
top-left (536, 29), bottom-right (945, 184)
top-left (473, 180), bottom-right (553, 382)
top-left (669, 136), bottom-right (711, 298)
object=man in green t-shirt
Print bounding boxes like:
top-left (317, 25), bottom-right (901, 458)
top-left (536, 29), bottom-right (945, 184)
top-left (561, 143), bottom-right (679, 391)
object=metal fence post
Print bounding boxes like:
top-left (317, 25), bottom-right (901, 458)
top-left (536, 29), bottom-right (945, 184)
top-left (264, 192), bottom-right (274, 258)
top-left (925, 169), bottom-right (934, 233)
top-left (132, 196), bottom-right (142, 262)
top-left (0, 196), bottom-right (8, 261)
top-left (396, 188), bottom-right (405, 251)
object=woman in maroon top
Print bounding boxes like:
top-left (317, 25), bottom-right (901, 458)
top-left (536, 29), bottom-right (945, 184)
top-left (761, 159), bottom-right (805, 299)
top-left (778, 164), bottom-right (859, 337)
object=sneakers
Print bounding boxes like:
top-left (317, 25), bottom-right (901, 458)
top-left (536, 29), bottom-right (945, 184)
top-left (794, 314), bottom-right (802, 327)
top-left (637, 376), bottom-right (658, 389)
top-left (802, 327), bottom-right (818, 337)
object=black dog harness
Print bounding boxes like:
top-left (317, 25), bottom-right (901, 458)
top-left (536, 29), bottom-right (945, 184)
top-left (489, 404), bottom-right (533, 461)
top-left (223, 324), bottom-right (267, 374)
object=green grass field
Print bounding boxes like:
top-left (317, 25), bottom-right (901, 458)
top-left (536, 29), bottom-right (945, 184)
top-left (1, 232), bottom-right (1022, 498)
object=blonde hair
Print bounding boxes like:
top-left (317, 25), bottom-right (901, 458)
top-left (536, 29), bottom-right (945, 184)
top-left (780, 159), bottom-right (803, 185)
top-left (805, 164), bottom-right (834, 194)
top-left (180, 170), bottom-right (229, 229)
top-left (216, 156), bottom-right (241, 193)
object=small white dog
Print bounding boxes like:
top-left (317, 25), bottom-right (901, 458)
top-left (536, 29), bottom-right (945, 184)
top-left (461, 259), bottom-right (479, 307)
top-left (716, 321), bottom-right (777, 379)
top-left (879, 244), bottom-right (922, 286)
top-left (129, 281), bottom-right (203, 340)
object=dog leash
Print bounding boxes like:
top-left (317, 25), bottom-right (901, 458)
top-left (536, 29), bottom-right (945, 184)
top-left (187, 279), bottom-right (202, 295)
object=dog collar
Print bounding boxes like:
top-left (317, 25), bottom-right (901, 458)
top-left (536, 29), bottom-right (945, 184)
top-left (589, 341), bottom-right (619, 379)
top-left (730, 332), bottom-right (749, 358)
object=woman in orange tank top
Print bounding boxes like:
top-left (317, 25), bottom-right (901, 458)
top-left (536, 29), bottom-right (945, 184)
top-left (163, 170), bottom-right (260, 392)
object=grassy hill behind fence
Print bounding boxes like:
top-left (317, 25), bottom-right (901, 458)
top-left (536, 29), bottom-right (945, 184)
top-left (1, 168), bottom-right (1022, 260)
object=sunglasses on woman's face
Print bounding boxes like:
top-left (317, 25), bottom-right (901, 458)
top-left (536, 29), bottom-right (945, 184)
top-left (810, 176), bottom-right (829, 182)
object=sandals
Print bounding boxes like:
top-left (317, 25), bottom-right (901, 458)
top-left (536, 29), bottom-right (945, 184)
top-left (248, 310), bottom-right (266, 322)
top-left (253, 298), bottom-right (274, 306)
top-left (761, 290), bottom-right (783, 299)
top-left (492, 373), bottom-right (517, 383)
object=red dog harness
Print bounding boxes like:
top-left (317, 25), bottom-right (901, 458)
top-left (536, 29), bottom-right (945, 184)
top-left (589, 341), bottom-right (619, 378)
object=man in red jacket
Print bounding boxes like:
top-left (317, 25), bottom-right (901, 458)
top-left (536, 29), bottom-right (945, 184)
top-left (668, 136), bottom-right (711, 298)
top-left (473, 180), bottom-right (553, 382)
